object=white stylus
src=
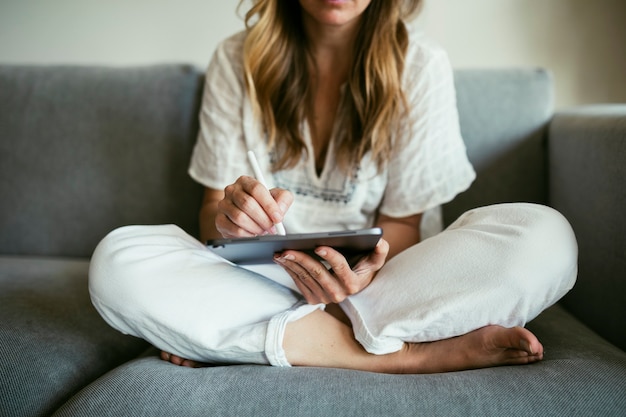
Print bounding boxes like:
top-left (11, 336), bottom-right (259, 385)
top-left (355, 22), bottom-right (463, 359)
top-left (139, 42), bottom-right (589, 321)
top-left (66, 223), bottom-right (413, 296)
top-left (247, 150), bottom-right (287, 235)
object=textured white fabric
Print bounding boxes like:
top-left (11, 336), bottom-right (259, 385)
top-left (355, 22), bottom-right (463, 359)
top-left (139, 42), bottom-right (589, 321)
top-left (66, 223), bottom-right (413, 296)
top-left (187, 30), bottom-right (475, 239)
top-left (89, 203), bottom-right (577, 365)
top-left (342, 203), bottom-right (578, 354)
top-left (89, 224), bottom-right (324, 366)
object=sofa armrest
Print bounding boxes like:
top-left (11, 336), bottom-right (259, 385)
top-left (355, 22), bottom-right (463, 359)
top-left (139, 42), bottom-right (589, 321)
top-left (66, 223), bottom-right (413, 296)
top-left (548, 105), bottom-right (626, 350)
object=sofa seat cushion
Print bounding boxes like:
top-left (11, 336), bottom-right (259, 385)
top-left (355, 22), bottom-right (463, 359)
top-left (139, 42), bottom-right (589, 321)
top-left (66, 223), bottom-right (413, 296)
top-left (53, 305), bottom-right (626, 417)
top-left (0, 256), bottom-right (148, 417)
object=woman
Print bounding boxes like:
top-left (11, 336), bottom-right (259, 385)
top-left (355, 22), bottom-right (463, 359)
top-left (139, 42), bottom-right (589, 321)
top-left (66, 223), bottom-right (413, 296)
top-left (89, 0), bottom-right (577, 373)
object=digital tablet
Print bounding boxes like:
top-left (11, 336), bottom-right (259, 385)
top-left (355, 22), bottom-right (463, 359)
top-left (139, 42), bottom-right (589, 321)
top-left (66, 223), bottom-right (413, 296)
top-left (206, 227), bottom-right (383, 267)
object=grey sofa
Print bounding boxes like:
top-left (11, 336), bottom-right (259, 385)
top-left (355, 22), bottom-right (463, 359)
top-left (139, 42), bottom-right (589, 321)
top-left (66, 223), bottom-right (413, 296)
top-left (1, 64), bottom-right (624, 417)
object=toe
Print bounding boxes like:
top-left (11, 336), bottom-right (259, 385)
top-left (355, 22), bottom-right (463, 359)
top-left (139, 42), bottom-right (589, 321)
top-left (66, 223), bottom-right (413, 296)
top-left (495, 326), bottom-right (542, 356)
top-left (181, 359), bottom-right (201, 368)
top-left (160, 351), bottom-right (203, 367)
top-left (170, 355), bottom-right (185, 366)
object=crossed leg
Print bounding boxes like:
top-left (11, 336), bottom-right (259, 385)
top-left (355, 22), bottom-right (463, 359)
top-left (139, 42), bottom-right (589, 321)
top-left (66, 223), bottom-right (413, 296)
top-left (149, 204), bottom-right (574, 372)
top-left (162, 307), bottom-right (543, 373)
top-left (281, 309), bottom-right (543, 374)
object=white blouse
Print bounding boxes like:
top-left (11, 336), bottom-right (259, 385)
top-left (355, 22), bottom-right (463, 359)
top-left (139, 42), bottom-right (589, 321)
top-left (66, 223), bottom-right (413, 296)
top-left (188, 29), bottom-right (475, 238)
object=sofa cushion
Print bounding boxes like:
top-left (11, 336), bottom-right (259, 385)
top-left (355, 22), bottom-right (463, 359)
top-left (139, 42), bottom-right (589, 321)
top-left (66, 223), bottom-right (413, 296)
top-left (0, 256), bottom-right (148, 417)
top-left (445, 69), bottom-right (553, 225)
top-left (52, 305), bottom-right (626, 417)
top-left (549, 105), bottom-right (626, 350)
top-left (0, 65), bottom-right (204, 258)
top-left (0, 66), bottom-right (554, 255)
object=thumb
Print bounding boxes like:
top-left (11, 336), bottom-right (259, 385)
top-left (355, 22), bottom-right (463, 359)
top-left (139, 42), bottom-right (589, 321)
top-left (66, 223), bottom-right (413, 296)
top-left (353, 238), bottom-right (389, 273)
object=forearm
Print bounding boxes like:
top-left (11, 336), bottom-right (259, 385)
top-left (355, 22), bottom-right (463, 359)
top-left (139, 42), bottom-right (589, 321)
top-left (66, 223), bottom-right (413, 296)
top-left (375, 213), bottom-right (422, 259)
top-left (199, 187), bottom-right (225, 242)
top-left (199, 202), bottom-right (221, 242)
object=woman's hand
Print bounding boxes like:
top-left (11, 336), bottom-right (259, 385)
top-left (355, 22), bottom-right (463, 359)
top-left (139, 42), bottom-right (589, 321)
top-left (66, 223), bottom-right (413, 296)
top-left (273, 238), bottom-right (390, 304)
top-left (215, 175), bottom-right (293, 238)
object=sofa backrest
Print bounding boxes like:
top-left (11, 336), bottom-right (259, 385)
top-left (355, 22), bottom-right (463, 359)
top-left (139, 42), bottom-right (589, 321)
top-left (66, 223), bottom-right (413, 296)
top-left (0, 65), bottom-right (204, 257)
top-left (0, 65), bottom-right (553, 258)
top-left (443, 68), bottom-right (553, 225)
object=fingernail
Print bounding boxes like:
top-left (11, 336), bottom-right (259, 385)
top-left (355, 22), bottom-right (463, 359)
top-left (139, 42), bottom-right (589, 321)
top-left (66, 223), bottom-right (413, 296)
top-left (283, 254), bottom-right (295, 261)
top-left (315, 248), bottom-right (327, 256)
top-left (273, 255), bottom-right (285, 263)
top-left (272, 212), bottom-right (283, 223)
top-left (278, 203), bottom-right (287, 214)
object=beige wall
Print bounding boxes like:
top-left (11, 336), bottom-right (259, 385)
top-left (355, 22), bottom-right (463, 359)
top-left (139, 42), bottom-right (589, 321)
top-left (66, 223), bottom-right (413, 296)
top-left (1, 0), bottom-right (624, 108)
top-left (416, 0), bottom-right (626, 107)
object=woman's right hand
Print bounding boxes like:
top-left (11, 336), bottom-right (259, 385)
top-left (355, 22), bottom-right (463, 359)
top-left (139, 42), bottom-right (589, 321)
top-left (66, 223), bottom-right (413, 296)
top-left (215, 175), bottom-right (293, 238)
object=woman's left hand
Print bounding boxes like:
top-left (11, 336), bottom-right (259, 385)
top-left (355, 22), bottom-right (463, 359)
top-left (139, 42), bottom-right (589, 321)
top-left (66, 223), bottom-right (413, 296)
top-left (273, 238), bottom-right (389, 304)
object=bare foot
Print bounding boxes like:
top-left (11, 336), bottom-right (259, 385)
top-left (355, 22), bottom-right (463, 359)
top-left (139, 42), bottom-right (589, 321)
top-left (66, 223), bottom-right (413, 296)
top-left (160, 351), bottom-right (206, 368)
top-left (284, 309), bottom-right (544, 374)
top-left (395, 325), bottom-right (544, 374)
top-left (160, 320), bottom-right (543, 374)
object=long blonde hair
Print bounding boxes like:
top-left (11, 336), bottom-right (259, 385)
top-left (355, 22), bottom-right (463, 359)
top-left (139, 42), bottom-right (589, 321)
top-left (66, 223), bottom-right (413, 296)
top-left (240, 0), bottom-right (423, 172)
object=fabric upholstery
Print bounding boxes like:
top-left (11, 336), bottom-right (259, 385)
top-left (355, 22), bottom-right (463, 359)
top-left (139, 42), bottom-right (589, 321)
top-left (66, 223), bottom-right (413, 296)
top-left (444, 69), bottom-right (553, 225)
top-left (0, 256), bottom-right (148, 417)
top-left (549, 105), bottom-right (626, 350)
top-left (0, 65), bottom-right (205, 258)
top-left (52, 306), bottom-right (626, 417)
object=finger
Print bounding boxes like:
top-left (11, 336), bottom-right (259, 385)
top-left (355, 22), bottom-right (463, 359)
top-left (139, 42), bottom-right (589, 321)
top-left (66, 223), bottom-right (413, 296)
top-left (372, 238), bottom-right (390, 262)
top-left (314, 246), bottom-right (363, 295)
top-left (269, 188), bottom-right (294, 218)
top-left (214, 212), bottom-right (258, 238)
top-left (227, 177), bottom-right (277, 232)
top-left (350, 238), bottom-right (389, 273)
top-left (314, 246), bottom-right (351, 277)
top-left (223, 177), bottom-right (282, 234)
top-left (279, 263), bottom-right (322, 304)
top-left (278, 251), bottom-right (350, 303)
top-left (274, 253), bottom-right (335, 304)
top-left (216, 198), bottom-right (266, 237)
top-left (239, 176), bottom-right (287, 227)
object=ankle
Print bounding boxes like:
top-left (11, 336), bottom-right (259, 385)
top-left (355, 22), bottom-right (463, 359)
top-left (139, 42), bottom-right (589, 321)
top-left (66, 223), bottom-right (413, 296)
top-left (370, 343), bottom-right (428, 374)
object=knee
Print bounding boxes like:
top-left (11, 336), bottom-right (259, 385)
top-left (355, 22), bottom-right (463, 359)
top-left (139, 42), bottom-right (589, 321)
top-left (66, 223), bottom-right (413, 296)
top-left (88, 224), bottom-right (197, 311)
top-left (515, 204), bottom-right (578, 289)
top-left (524, 204), bottom-right (577, 256)
top-left (458, 203), bottom-right (578, 288)
top-left (474, 203), bottom-right (578, 308)
top-left (88, 225), bottom-right (147, 308)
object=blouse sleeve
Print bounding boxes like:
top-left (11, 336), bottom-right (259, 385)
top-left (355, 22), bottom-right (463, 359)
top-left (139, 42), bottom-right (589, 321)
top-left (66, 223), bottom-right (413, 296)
top-left (188, 33), bottom-right (250, 190)
top-left (378, 40), bottom-right (475, 218)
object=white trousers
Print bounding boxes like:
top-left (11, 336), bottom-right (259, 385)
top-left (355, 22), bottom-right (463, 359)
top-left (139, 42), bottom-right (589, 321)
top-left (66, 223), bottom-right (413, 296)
top-left (89, 203), bottom-right (578, 367)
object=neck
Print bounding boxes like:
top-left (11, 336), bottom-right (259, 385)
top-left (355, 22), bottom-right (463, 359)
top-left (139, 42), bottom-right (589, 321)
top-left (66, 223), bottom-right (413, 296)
top-left (301, 15), bottom-right (361, 76)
